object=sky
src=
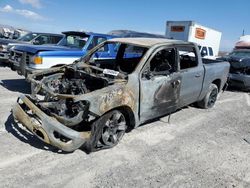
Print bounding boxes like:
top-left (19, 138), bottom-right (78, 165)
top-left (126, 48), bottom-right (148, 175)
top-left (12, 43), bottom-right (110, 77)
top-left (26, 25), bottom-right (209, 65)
top-left (0, 0), bottom-right (249, 51)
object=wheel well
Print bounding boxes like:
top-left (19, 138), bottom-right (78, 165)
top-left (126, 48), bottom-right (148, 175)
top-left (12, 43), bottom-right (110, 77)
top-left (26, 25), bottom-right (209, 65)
top-left (106, 106), bottom-right (135, 132)
top-left (212, 79), bottom-right (221, 91)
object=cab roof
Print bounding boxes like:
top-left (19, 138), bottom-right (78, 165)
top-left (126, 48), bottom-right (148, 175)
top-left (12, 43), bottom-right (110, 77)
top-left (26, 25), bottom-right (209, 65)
top-left (108, 37), bottom-right (192, 47)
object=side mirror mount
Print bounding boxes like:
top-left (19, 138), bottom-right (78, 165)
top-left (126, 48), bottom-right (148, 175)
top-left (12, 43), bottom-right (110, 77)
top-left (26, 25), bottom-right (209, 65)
top-left (142, 69), bottom-right (153, 80)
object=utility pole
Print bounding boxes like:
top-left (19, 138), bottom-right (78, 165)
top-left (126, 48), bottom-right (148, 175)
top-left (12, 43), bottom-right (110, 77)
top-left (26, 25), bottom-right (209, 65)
top-left (242, 29), bottom-right (245, 36)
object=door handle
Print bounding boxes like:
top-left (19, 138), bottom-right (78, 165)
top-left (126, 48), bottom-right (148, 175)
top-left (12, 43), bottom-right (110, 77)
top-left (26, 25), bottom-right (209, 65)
top-left (195, 74), bottom-right (202, 78)
top-left (175, 80), bottom-right (180, 86)
top-left (171, 80), bottom-right (181, 88)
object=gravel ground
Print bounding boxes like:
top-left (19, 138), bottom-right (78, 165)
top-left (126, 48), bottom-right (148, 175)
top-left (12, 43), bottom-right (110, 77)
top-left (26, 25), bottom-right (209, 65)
top-left (0, 63), bottom-right (250, 188)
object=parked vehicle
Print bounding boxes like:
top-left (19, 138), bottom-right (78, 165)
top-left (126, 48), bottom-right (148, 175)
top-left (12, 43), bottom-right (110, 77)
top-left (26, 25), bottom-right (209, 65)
top-left (12, 38), bottom-right (229, 152)
top-left (9, 31), bottom-right (114, 76)
top-left (165, 21), bottom-right (222, 59)
top-left (0, 24), bottom-right (29, 39)
top-left (235, 35), bottom-right (250, 49)
top-left (0, 32), bottom-right (63, 62)
top-left (0, 27), bottom-right (14, 39)
top-left (217, 49), bottom-right (250, 90)
top-left (12, 29), bottom-right (29, 39)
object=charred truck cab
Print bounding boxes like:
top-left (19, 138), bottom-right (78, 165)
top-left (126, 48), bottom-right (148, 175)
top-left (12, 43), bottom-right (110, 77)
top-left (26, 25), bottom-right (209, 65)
top-left (13, 38), bottom-right (230, 152)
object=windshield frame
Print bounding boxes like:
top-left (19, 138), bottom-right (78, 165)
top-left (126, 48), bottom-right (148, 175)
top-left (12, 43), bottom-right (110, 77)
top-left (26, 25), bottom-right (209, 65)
top-left (57, 34), bottom-right (90, 49)
top-left (17, 32), bottom-right (39, 42)
top-left (229, 50), bottom-right (250, 58)
top-left (77, 40), bottom-right (149, 76)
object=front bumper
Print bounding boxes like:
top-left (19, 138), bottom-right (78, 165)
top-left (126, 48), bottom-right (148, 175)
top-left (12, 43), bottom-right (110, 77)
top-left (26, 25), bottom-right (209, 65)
top-left (23, 66), bottom-right (38, 75)
top-left (9, 50), bottom-right (35, 77)
top-left (12, 95), bottom-right (90, 152)
top-left (9, 60), bottom-right (37, 76)
top-left (0, 51), bottom-right (9, 62)
top-left (9, 59), bottom-right (23, 75)
top-left (228, 73), bottom-right (250, 90)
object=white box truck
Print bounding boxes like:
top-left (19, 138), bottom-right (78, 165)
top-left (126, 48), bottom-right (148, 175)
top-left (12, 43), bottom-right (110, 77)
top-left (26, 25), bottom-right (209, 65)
top-left (166, 21), bottom-right (222, 59)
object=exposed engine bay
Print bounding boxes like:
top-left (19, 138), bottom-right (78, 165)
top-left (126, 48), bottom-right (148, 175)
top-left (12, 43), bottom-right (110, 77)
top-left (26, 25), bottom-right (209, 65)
top-left (28, 64), bottom-right (127, 130)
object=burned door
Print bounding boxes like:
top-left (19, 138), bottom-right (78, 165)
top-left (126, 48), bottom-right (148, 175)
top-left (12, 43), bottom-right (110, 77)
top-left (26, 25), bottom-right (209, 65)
top-left (177, 45), bottom-right (204, 106)
top-left (139, 47), bottom-right (181, 122)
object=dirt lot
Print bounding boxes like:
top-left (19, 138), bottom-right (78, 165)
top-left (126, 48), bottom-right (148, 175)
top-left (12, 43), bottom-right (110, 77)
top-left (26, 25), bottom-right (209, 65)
top-left (0, 63), bottom-right (250, 188)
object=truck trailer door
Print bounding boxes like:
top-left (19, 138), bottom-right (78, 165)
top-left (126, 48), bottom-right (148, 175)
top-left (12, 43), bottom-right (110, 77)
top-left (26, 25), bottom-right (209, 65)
top-left (139, 47), bottom-right (181, 122)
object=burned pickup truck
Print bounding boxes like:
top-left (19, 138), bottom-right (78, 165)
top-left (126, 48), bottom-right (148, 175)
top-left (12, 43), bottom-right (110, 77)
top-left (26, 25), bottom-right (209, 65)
top-left (12, 38), bottom-right (229, 152)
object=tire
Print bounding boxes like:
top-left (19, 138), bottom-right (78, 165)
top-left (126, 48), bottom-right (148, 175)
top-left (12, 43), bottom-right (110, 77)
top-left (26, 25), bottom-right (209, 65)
top-left (197, 84), bottom-right (218, 109)
top-left (84, 110), bottom-right (128, 153)
top-left (10, 64), bottom-right (15, 71)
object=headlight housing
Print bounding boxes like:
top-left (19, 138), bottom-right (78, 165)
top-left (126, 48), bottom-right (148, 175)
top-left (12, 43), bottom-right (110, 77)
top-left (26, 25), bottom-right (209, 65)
top-left (0, 45), bottom-right (8, 52)
top-left (33, 56), bottom-right (43, 64)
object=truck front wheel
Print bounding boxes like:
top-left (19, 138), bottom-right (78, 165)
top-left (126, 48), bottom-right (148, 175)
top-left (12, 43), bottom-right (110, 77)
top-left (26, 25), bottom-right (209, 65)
top-left (197, 84), bottom-right (218, 109)
top-left (84, 110), bottom-right (128, 152)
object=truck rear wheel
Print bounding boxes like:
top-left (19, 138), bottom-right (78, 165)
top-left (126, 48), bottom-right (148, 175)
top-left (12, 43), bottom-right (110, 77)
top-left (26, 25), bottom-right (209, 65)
top-left (197, 84), bottom-right (218, 109)
top-left (84, 110), bottom-right (128, 152)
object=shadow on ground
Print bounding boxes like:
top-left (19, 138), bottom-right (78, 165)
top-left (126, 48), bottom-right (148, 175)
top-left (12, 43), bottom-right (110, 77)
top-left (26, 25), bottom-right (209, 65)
top-left (226, 86), bottom-right (250, 93)
top-left (4, 114), bottom-right (71, 154)
top-left (0, 79), bottom-right (31, 94)
top-left (0, 62), bottom-right (9, 67)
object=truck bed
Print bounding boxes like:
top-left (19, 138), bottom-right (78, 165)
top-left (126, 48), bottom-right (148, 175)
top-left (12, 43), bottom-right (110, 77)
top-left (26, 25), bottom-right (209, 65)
top-left (198, 59), bottom-right (230, 102)
top-left (202, 58), bottom-right (224, 64)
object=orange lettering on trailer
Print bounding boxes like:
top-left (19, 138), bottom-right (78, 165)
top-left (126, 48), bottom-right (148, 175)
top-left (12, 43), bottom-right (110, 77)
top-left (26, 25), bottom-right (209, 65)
top-left (171, 26), bottom-right (185, 32)
top-left (195, 28), bottom-right (206, 39)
